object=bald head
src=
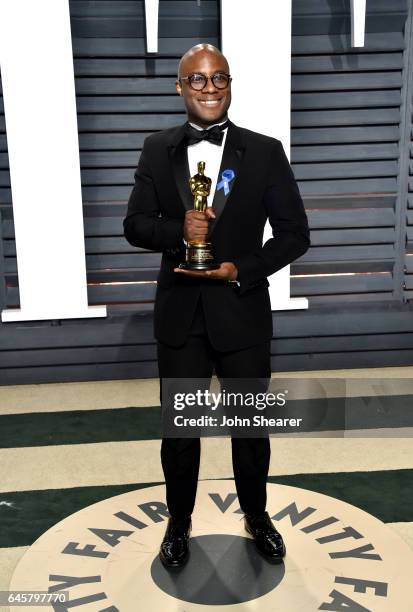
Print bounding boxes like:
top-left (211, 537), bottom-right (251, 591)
top-left (175, 43), bottom-right (232, 128)
top-left (177, 44), bottom-right (229, 79)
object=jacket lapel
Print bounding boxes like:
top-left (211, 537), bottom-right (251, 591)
top-left (209, 121), bottom-right (245, 235)
top-left (167, 123), bottom-right (193, 211)
top-left (167, 120), bottom-right (246, 229)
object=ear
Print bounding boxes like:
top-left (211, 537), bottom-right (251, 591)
top-left (175, 79), bottom-right (182, 96)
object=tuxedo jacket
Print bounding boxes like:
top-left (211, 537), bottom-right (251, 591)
top-left (123, 119), bottom-right (311, 351)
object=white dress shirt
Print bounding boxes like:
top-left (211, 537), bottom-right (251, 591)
top-left (184, 118), bottom-right (239, 284)
top-left (186, 118), bottom-right (229, 202)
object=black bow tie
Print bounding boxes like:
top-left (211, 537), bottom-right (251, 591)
top-left (184, 120), bottom-right (229, 146)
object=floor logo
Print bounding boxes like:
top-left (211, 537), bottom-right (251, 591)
top-left (10, 481), bottom-right (413, 611)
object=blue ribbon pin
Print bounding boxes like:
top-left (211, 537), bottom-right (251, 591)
top-left (217, 169), bottom-right (235, 196)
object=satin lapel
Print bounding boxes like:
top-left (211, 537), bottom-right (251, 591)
top-left (167, 124), bottom-right (193, 211)
top-left (166, 120), bottom-right (245, 220)
top-left (209, 121), bottom-right (245, 236)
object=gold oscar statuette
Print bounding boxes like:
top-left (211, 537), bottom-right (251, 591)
top-left (179, 160), bottom-right (220, 271)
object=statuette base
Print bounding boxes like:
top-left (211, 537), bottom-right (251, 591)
top-left (179, 241), bottom-right (220, 271)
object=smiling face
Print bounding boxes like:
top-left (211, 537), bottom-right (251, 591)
top-left (176, 48), bottom-right (232, 128)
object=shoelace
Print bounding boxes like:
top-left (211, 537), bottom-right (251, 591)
top-left (249, 516), bottom-right (280, 536)
top-left (166, 521), bottom-right (190, 539)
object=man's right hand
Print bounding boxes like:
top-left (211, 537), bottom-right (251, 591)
top-left (184, 207), bottom-right (216, 242)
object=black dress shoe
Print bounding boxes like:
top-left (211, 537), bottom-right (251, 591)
top-left (244, 511), bottom-right (286, 563)
top-left (159, 516), bottom-right (191, 568)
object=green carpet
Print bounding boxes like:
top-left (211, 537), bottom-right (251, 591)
top-left (2, 394), bottom-right (413, 448)
top-left (1, 469), bottom-right (412, 548)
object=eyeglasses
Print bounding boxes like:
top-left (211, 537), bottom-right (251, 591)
top-left (179, 72), bottom-right (232, 91)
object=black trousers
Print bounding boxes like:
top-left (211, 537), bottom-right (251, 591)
top-left (157, 293), bottom-right (271, 520)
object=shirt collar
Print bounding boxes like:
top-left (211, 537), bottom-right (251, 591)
top-left (188, 117), bottom-right (229, 131)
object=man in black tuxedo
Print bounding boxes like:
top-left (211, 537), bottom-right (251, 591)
top-left (123, 43), bottom-right (310, 567)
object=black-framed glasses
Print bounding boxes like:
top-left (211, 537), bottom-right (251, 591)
top-left (179, 72), bottom-right (232, 91)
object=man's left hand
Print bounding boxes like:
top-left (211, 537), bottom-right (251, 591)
top-left (174, 261), bottom-right (238, 281)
